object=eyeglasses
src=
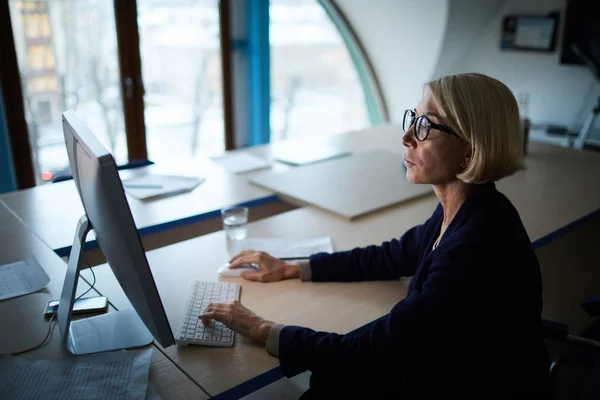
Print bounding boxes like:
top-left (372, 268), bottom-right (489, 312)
top-left (402, 109), bottom-right (458, 141)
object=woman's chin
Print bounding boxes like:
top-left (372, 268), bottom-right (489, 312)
top-left (405, 171), bottom-right (420, 184)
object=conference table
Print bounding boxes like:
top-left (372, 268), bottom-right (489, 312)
top-left (2, 123), bottom-right (600, 399)
top-left (0, 202), bottom-right (209, 399)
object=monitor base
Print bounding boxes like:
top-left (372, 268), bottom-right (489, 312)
top-left (58, 215), bottom-right (153, 356)
top-left (67, 309), bottom-right (153, 355)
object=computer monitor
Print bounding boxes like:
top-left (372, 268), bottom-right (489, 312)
top-left (57, 110), bottom-right (175, 355)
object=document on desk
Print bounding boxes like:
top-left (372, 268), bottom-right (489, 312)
top-left (211, 152), bottom-right (272, 174)
top-left (0, 257), bottom-right (50, 301)
top-left (0, 347), bottom-right (153, 400)
top-left (122, 174), bottom-right (204, 200)
top-left (230, 237), bottom-right (334, 259)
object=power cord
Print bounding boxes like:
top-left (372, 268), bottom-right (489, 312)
top-left (6, 314), bottom-right (57, 356)
top-left (75, 264), bottom-right (96, 301)
top-left (0, 263), bottom-right (97, 357)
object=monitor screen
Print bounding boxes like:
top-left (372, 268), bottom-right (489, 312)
top-left (62, 110), bottom-right (175, 348)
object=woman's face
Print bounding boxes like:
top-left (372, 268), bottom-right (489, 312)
top-left (401, 93), bottom-right (470, 185)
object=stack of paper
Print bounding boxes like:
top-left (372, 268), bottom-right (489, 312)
top-left (0, 348), bottom-right (153, 400)
top-left (122, 174), bottom-right (204, 200)
top-left (229, 237), bottom-right (334, 259)
top-left (211, 152), bottom-right (272, 174)
top-left (0, 257), bottom-right (50, 301)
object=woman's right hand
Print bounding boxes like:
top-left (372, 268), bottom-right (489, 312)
top-left (229, 250), bottom-right (300, 282)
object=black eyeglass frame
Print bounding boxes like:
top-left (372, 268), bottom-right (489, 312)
top-left (403, 109), bottom-right (459, 141)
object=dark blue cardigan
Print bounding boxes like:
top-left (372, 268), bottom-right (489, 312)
top-left (279, 182), bottom-right (550, 397)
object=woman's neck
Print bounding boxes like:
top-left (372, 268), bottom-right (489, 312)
top-left (433, 180), bottom-right (472, 229)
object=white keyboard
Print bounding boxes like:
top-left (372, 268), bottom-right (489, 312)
top-left (176, 281), bottom-right (240, 347)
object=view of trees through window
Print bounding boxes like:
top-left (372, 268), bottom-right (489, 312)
top-left (138, 0), bottom-right (224, 165)
top-left (8, 0), bottom-right (373, 184)
top-left (270, 0), bottom-right (370, 142)
top-left (9, 0), bottom-right (126, 184)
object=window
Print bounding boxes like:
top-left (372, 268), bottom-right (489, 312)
top-left (4, 0), bottom-right (384, 189)
top-left (137, 0), bottom-right (224, 164)
top-left (269, 0), bottom-right (371, 142)
top-left (9, 0), bottom-right (127, 184)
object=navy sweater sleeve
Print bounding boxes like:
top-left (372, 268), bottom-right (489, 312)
top-left (308, 206), bottom-right (441, 282)
top-left (277, 238), bottom-right (490, 378)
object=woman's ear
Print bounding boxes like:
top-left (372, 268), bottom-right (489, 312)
top-left (459, 143), bottom-right (472, 170)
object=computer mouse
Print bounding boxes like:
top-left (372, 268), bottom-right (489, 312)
top-left (217, 263), bottom-right (258, 277)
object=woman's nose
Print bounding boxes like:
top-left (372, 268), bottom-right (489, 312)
top-left (401, 126), bottom-right (416, 148)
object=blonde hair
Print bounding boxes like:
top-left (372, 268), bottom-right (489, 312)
top-left (426, 73), bottom-right (524, 183)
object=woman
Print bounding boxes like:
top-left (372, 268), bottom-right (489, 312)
top-left (200, 73), bottom-right (550, 398)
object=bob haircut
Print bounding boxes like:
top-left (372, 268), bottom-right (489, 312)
top-left (426, 73), bottom-right (524, 183)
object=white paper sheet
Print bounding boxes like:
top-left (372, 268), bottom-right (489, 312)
top-left (230, 237), bottom-right (333, 259)
top-left (0, 257), bottom-right (50, 301)
top-left (211, 153), bottom-right (272, 174)
top-left (0, 348), bottom-right (153, 400)
top-left (122, 174), bottom-right (204, 200)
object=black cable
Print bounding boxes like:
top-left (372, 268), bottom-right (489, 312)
top-left (0, 315), bottom-right (57, 356)
top-left (0, 262), bottom-right (97, 357)
top-left (75, 265), bottom-right (96, 301)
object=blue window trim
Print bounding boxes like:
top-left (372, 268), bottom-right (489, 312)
top-left (0, 81), bottom-right (16, 194)
top-left (243, 0), bottom-right (387, 148)
top-left (247, 0), bottom-right (270, 146)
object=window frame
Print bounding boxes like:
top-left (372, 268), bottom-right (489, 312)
top-left (0, 0), bottom-right (35, 189)
top-left (317, 0), bottom-right (389, 124)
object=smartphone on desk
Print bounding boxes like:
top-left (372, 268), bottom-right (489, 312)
top-left (44, 296), bottom-right (108, 317)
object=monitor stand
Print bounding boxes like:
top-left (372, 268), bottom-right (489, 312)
top-left (57, 215), bottom-right (153, 355)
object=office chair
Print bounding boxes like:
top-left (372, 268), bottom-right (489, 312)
top-left (51, 159), bottom-right (154, 183)
top-left (543, 297), bottom-right (600, 400)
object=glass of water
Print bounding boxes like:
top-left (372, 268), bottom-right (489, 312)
top-left (221, 206), bottom-right (248, 240)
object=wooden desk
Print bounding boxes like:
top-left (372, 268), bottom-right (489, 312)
top-left (0, 203), bottom-right (208, 399)
top-left (0, 156), bottom-right (292, 259)
top-left (90, 138), bottom-right (600, 398)
top-left (85, 207), bottom-right (417, 398)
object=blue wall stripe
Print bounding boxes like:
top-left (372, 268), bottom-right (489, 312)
top-left (247, 0), bottom-right (270, 146)
top-left (0, 81), bottom-right (17, 194)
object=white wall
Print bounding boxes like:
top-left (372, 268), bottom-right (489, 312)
top-left (335, 0), bottom-right (449, 123)
top-left (432, 0), bottom-right (506, 78)
top-left (440, 0), bottom-right (600, 132)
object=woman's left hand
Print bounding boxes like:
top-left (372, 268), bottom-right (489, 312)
top-left (198, 300), bottom-right (274, 344)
